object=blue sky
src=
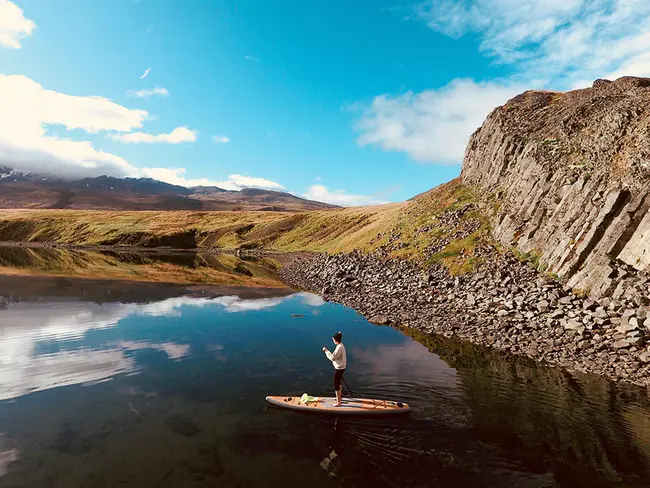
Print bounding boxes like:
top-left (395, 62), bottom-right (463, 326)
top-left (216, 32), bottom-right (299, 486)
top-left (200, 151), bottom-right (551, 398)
top-left (1, 1), bottom-right (650, 205)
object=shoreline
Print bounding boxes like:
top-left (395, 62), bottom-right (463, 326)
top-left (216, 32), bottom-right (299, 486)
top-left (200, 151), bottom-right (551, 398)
top-left (279, 250), bottom-right (650, 388)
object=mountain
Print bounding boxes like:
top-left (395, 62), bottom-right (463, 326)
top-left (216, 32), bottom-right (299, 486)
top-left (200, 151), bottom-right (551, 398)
top-left (0, 168), bottom-right (336, 211)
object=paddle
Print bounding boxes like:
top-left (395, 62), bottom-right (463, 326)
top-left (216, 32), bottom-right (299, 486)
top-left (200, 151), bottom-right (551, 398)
top-left (341, 376), bottom-right (358, 398)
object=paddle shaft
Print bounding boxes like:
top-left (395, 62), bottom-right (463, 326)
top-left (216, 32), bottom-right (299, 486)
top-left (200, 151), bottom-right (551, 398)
top-left (341, 375), bottom-right (357, 397)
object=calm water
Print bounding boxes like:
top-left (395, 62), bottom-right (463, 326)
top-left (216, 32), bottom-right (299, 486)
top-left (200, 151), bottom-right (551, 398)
top-left (2, 275), bottom-right (650, 487)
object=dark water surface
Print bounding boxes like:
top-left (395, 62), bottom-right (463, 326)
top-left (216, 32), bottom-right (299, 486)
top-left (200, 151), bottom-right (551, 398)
top-left (2, 275), bottom-right (650, 487)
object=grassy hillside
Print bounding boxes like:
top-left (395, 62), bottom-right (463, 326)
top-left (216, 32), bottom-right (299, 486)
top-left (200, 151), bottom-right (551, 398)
top-left (0, 179), bottom-right (492, 271)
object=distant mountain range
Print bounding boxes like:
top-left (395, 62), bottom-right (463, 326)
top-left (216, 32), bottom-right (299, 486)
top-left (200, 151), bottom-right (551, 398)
top-left (0, 166), bottom-right (336, 211)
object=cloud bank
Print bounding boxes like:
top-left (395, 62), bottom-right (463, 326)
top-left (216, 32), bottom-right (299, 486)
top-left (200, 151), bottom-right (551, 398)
top-left (0, 74), bottom-right (146, 179)
top-left (138, 168), bottom-right (284, 190)
top-left (0, 0), bottom-right (36, 49)
top-left (0, 73), bottom-right (283, 190)
top-left (356, 79), bottom-right (522, 164)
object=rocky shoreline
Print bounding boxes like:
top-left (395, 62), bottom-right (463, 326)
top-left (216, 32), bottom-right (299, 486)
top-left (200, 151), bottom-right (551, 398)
top-left (279, 250), bottom-right (650, 387)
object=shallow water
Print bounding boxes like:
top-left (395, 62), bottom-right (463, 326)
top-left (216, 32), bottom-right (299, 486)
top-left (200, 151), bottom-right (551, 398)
top-left (1, 275), bottom-right (650, 487)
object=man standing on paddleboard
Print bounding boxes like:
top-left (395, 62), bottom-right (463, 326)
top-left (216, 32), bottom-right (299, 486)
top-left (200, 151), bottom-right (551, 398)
top-left (323, 331), bottom-right (347, 407)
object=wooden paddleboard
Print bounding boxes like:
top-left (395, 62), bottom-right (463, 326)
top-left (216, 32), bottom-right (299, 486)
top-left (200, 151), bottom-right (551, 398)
top-left (266, 395), bottom-right (410, 415)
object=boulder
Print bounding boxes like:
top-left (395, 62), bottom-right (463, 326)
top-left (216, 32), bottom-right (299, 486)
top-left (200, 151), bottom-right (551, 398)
top-left (367, 315), bottom-right (390, 326)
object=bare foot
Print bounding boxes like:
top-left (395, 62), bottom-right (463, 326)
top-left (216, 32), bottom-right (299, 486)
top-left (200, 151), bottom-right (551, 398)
top-left (333, 402), bottom-right (343, 407)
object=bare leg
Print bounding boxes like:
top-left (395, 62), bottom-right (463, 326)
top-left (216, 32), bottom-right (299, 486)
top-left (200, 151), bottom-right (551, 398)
top-left (334, 388), bottom-right (343, 406)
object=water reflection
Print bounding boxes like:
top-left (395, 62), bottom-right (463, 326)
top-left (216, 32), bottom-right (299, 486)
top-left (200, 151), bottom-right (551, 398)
top-left (0, 282), bottom-right (317, 402)
top-left (1, 276), bottom-right (650, 486)
top-left (404, 329), bottom-right (650, 487)
top-left (0, 245), bottom-right (286, 287)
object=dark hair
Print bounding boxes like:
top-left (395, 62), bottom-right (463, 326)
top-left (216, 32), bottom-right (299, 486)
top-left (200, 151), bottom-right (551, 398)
top-left (333, 331), bottom-right (343, 342)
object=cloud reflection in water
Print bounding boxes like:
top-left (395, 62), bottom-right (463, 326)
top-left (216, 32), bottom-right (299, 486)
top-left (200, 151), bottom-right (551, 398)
top-left (0, 292), bottom-right (323, 401)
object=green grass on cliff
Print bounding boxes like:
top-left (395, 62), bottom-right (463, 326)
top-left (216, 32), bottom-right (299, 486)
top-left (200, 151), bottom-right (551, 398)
top-left (0, 179), bottom-right (493, 273)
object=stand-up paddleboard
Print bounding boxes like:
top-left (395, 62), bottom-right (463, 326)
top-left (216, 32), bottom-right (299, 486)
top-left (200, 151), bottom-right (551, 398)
top-left (266, 396), bottom-right (410, 415)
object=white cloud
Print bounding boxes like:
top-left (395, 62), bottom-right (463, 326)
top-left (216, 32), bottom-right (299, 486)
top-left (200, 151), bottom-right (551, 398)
top-left (138, 167), bottom-right (221, 187)
top-left (606, 51), bottom-right (650, 79)
top-left (417, 0), bottom-right (650, 86)
top-left (140, 67), bottom-right (151, 79)
top-left (138, 168), bottom-right (285, 190)
top-left (0, 74), bottom-right (147, 178)
top-left (110, 126), bottom-right (197, 144)
top-left (356, 79), bottom-right (523, 164)
top-left (303, 184), bottom-right (386, 206)
top-left (127, 86), bottom-right (169, 98)
top-left (217, 174), bottom-right (285, 191)
top-left (244, 55), bottom-right (260, 63)
top-left (212, 135), bottom-right (230, 144)
top-left (0, 0), bottom-right (36, 49)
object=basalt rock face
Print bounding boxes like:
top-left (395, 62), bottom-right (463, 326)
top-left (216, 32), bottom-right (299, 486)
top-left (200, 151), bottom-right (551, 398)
top-left (462, 76), bottom-right (650, 299)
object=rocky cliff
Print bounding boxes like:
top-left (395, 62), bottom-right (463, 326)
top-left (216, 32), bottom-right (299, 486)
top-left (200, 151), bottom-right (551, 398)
top-left (462, 76), bottom-right (650, 299)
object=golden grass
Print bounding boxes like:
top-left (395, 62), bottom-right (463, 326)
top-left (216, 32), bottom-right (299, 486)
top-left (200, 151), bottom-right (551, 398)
top-left (0, 178), bottom-right (492, 273)
top-left (0, 204), bottom-right (405, 253)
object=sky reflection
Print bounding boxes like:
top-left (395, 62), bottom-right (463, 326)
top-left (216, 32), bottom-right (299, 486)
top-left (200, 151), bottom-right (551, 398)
top-left (0, 292), bottom-right (323, 401)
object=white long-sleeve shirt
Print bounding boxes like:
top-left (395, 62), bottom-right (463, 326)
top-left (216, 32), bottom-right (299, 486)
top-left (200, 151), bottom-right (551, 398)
top-left (325, 343), bottom-right (347, 370)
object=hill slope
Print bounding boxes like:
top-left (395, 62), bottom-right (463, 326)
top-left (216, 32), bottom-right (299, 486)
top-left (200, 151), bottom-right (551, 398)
top-left (0, 179), bottom-right (488, 260)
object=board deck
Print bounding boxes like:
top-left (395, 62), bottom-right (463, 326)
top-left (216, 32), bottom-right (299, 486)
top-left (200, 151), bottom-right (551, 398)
top-left (265, 395), bottom-right (410, 415)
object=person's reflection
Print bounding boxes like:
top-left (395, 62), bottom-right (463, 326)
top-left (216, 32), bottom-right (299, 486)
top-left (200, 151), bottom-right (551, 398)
top-left (320, 418), bottom-right (343, 476)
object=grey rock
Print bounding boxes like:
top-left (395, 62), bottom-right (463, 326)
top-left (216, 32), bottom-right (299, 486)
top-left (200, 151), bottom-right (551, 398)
top-left (564, 319), bottom-right (585, 332)
top-left (614, 340), bottom-right (631, 349)
top-left (629, 317), bottom-right (643, 329)
top-left (623, 309), bottom-right (636, 319)
top-left (583, 300), bottom-right (597, 311)
top-left (594, 307), bottom-right (609, 319)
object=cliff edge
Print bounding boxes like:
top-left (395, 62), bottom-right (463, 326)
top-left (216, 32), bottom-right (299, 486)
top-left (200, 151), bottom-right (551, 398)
top-left (462, 76), bottom-right (650, 299)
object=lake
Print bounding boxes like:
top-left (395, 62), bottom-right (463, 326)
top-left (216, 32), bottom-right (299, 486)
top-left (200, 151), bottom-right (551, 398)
top-left (1, 248), bottom-right (650, 487)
